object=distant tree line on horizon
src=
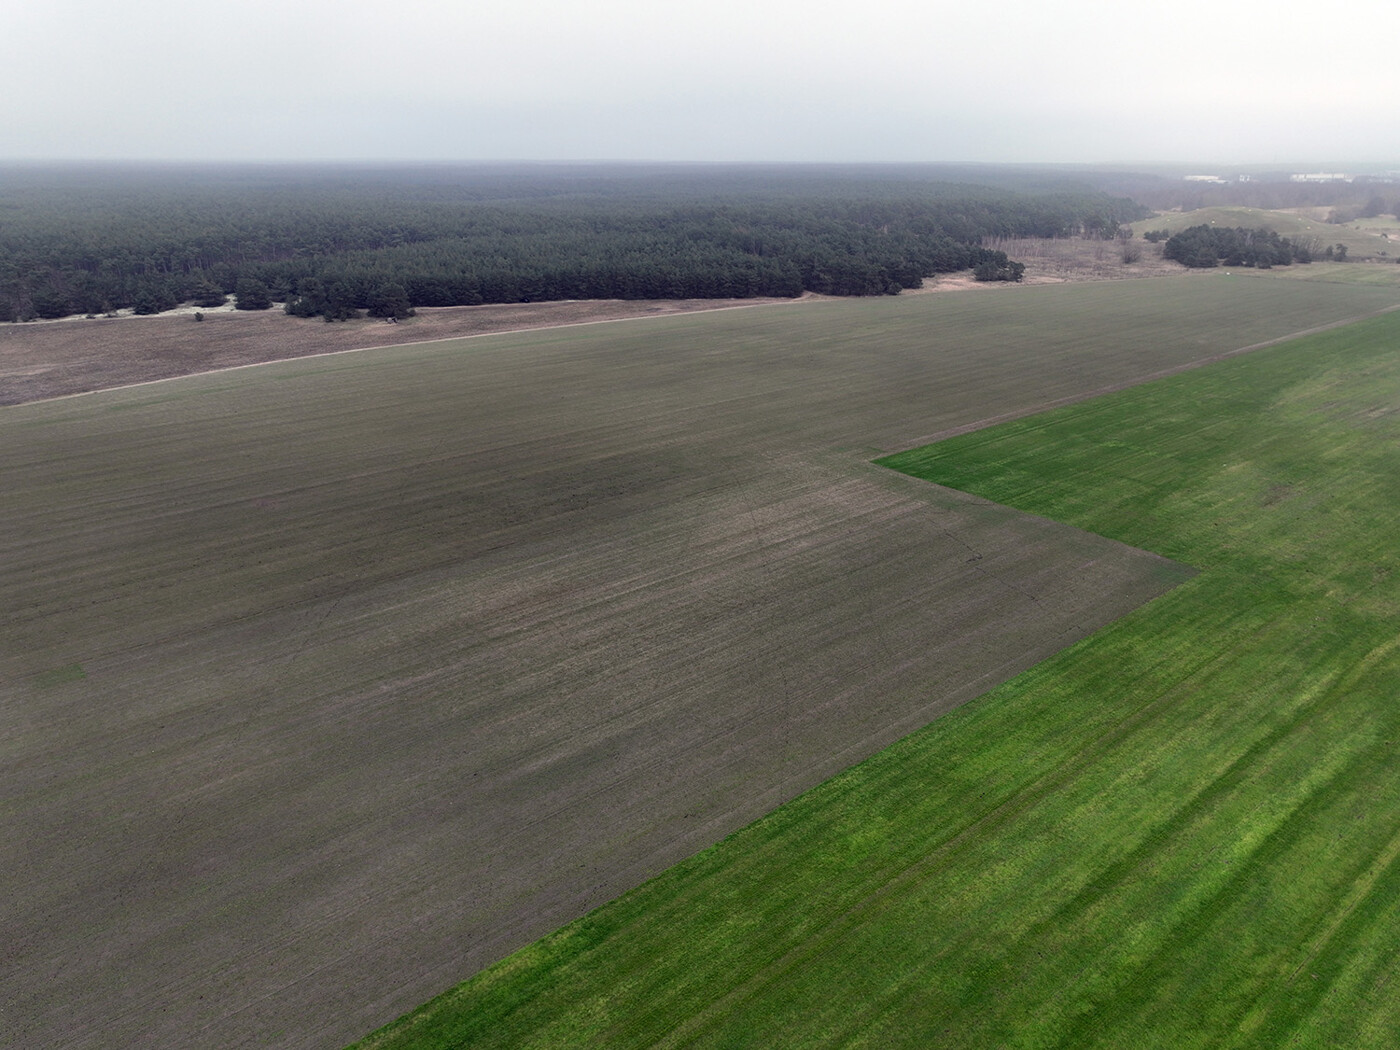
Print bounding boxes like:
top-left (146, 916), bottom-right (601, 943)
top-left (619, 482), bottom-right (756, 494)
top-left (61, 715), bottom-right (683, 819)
top-left (1096, 171), bottom-right (1400, 218)
top-left (0, 165), bottom-right (1146, 322)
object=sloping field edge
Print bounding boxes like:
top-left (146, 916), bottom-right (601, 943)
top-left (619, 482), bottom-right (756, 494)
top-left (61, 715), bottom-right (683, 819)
top-left (348, 308), bottom-right (1400, 1049)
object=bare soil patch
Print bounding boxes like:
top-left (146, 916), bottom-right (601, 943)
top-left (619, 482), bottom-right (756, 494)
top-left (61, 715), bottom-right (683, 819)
top-left (0, 297), bottom-right (797, 405)
top-left (984, 236), bottom-right (1183, 284)
top-left (904, 237), bottom-right (1183, 293)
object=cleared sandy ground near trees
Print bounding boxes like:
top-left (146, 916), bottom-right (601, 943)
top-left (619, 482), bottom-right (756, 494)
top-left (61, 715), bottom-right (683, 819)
top-left (3, 275), bottom-right (1397, 1049)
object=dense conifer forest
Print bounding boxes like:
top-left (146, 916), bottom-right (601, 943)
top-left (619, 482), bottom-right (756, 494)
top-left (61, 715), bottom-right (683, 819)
top-left (0, 163), bottom-right (1148, 321)
top-left (1162, 224), bottom-right (1314, 268)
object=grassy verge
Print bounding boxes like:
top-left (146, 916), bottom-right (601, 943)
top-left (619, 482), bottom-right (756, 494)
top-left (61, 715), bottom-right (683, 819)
top-left (356, 309), bottom-right (1400, 1048)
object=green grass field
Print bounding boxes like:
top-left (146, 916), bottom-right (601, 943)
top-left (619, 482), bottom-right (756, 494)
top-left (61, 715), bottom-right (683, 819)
top-left (1242, 263), bottom-right (1400, 288)
top-left (355, 310), bottom-right (1400, 1048)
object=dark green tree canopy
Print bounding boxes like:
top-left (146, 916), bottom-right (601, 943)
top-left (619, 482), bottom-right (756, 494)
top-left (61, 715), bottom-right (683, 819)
top-left (234, 278), bottom-right (272, 311)
top-left (1163, 225), bottom-right (1308, 269)
top-left (367, 282), bottom-right (413, 320)
top-left (0, 164), bottom-right (1150, 321)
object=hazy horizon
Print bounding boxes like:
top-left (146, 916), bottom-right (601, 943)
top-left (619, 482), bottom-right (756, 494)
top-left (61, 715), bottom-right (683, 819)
top-left (5, 0), bottom-right (1397, 167)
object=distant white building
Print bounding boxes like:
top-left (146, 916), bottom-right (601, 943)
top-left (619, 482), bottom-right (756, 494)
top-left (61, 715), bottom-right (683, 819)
top-left (1290, 173), bottom-right (1352, 183)
top-left (1184, 175), bottom-right (1228, 184)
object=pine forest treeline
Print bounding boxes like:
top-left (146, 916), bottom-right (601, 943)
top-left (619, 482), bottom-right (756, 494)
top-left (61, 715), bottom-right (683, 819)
top-left (0, 164), bottom-right (1148, 321)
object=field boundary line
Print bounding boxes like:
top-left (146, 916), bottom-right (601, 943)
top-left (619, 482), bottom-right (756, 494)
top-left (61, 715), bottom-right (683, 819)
top-left (17, 297), bottom-right (818, 407)
top-left (652, 620), bottom-right (1254, 1048)
top-left (891, 302), bottom-right (1400, 451)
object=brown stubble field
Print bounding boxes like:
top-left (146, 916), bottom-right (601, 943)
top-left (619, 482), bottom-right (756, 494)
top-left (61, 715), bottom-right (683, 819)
top-left (0, 297), bottom-right (796, 406)
top-left (4, 274), bottom-right (1398, 1049)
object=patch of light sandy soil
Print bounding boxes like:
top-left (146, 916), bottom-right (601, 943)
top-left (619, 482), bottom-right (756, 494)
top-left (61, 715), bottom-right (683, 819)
top-left (905, 273), bottom-right (1003, 293)
top-left (33, 299), bottom-right (254, 323)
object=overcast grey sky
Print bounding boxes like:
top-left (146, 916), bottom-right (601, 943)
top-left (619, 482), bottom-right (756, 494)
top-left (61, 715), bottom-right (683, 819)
top-left (4, 0), bottom-right (1396, 165)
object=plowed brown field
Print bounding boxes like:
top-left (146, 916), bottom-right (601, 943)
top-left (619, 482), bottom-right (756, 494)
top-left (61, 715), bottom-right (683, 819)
top-left (0, 298), bottom-right (801, 406)
top-left (4, 274), bottom-right (1397, 1048)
